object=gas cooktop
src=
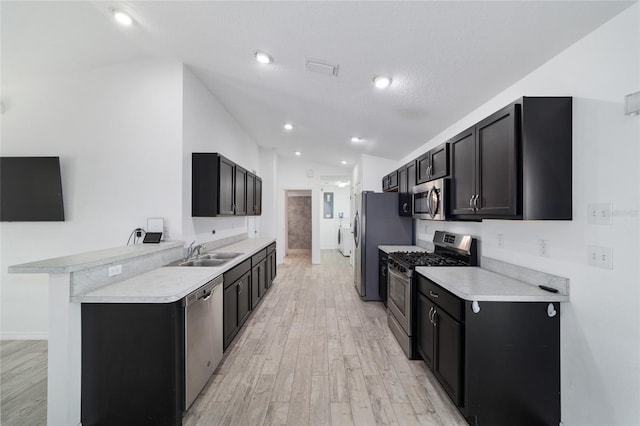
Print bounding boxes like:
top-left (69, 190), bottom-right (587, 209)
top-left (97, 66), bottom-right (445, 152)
top-left (391, 251), bottom-right (470, 267)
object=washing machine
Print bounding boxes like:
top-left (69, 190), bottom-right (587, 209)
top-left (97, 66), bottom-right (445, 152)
top-left (338, 224), bottom-right (352, 257)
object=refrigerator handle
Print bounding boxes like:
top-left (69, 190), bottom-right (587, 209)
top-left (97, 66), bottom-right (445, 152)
top-left (353, 211), bottom-right (360, 248)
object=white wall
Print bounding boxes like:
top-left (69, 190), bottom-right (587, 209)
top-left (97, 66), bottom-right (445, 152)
top-left (353, 153), bottom-right (398, 194)
top-left (0, 58), bottom-right (184, 338)
top-left (405, 6), bottom-right (640, 425)
top-left (181, 66), bottom-right (261, 245)
top-left (276, 157), bottom-right (348, 264)
top-left (319, 185), bottom-right (351, 250)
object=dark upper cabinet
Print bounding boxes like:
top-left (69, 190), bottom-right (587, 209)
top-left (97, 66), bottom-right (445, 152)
top-left (218, 156), bottom-right (235, 215)
top-left (255, 177), bottom-right (263, 215)
top-left (382, 171), bottom-right (398, 192)
top-left (450, 97), bottom-right (572, 220)
top-left (247, 172), bottom-right (256, 216)
top-left (417, 143), bottom-right (450, 184)
top-left (398, 161), bottom-right (416, 216)
top-left (192, 153), bottom-right (263, 217)
top-left (234, 165), bottom-right (247, 215)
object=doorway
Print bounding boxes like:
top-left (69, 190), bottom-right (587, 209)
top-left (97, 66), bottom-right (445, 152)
top-left (285, 190), bottom-right (312, 258)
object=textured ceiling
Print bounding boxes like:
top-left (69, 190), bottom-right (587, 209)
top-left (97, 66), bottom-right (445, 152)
top-left (1, 1), bottom-right (634, 168)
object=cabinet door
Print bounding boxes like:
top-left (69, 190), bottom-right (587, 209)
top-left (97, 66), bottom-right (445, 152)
top-left (251, 265), bottom-right (260, 309)
top-left (237, 272), bottom-right (251, 327)
top-left (388, 171), bottom-right (398, 190)
top-left (219, 157), bottom-right (235, 215)
top-left (269, 251), bottom-right (277, 282)
top-left (234, 166), bottom-right (247, 215)
top-left (378, 260), bottom-right (388, 304)
top-left (434, 307), bottom-right (463, 406)
top-left (255, 177), bottom-right (263, 215)
top-left (223, 284), bottom-right (239, 349)
top-left (398, 166), bottom-right (410, 216)
top-left (259, 259), bottom-right (267, 297)
top-left (382, 175), bottom-right (389, 191)
top-left (416, 293), bottom-right (435, 369)
top-left (266, 254), bottom-right (273, 289)
top-left (429, 143), bottom-right (449, 180)
top-left (450, 127), bottom-right (477, 216)
top-left (476, 104), bottom-right (519, 217)
top-left (246, 173), bottom-right (256, 216)
top-left (416, 152), bottom-right (431, 184)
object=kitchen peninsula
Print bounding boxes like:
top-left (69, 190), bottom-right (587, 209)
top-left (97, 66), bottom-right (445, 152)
top-left (9, 236), bottom-right (275, 426)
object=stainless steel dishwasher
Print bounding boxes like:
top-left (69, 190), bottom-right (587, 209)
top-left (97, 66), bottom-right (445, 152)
top-left (184, 274), bottom-right (223, 409)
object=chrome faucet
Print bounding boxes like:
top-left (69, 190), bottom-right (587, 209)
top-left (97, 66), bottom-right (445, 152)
top-left (185, 241), bottom-right (205, 260)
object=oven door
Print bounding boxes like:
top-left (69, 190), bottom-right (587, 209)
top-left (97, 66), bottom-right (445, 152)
top-left (387, 267), bottom-right (411, 335)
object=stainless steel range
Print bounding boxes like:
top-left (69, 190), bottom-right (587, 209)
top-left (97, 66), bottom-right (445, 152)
top-left (387, 231), bottom-right (478, 359)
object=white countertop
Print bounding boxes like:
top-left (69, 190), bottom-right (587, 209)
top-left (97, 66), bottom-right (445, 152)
top-left (71, 238), bottom-right (276, 303)
top-left (378, 245), bottom-right (430, 254)
top-left (8, 241), bottom-right (185, 274)
top-left (416, 266), bottom-right (569, 303)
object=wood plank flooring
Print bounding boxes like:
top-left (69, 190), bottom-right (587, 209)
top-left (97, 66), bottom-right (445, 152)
top-left (0, 340), bottom-right (47, 425)
top-left (184, 250), bottom-right (467, 426)
top-left (0, 250), bottom-right (467, 426)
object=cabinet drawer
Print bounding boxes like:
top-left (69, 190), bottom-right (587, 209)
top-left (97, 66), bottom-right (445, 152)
top-left (417, 275), bottom-right (463, 322)
top-left (224, 259), bottom-right (251, 288)
top-left (267, 243), bottom-right (276, 254)
top-left (251, 249), bottom-right (267, 265)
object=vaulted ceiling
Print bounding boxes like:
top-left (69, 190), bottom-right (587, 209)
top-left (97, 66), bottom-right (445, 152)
top-left (2, 1), bottom-right (634, 167)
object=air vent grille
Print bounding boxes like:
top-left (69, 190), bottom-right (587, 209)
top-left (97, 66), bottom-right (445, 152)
top-left (305, 58), bottom-right (339, 77)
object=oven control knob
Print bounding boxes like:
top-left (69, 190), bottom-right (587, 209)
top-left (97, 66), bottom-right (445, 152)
top-left (400, 266), bottom-right (406, 273)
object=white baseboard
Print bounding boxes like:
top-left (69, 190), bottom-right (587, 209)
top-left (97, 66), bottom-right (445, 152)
top-left (1, 331), bottom-right (48, 340)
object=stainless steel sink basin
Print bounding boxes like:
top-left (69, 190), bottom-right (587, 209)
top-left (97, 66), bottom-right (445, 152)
top-left (199, 252), bottom-right (242, 260)
top-left (178, 258), bottom-right (227, 267)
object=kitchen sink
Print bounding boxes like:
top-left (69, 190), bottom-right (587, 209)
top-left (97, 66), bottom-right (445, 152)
top-left (179, 259), bottom-right (227, 267)
top-left (198, 252), bottom-right (242, 260)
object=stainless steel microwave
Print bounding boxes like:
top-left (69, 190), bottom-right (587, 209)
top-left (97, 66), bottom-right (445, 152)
top-left (413, 178), bottom-right (448, 220)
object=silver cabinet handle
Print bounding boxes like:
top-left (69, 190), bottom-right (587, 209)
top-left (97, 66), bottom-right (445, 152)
top-left (474, 195), bottom-right (480, 210)
top-left (469, 196), bottom-right (474, 208)
top-left (429, 290), bottom-right (439, 299)
top-left (403, 202), bottom-right (408, 213)
top-left (431, 308), bottom-right (437, 326)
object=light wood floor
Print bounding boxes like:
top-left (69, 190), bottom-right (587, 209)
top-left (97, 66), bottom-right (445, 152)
top-left (184, 250), bottom-right (466, 426)
top-left (0, 250), bottom-right (466, 426)
top-left (1, 340), bottom-right (47, 425)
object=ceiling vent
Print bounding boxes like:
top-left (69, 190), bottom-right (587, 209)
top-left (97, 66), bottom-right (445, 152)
top-left (305, 58), bottom-right (339, 77)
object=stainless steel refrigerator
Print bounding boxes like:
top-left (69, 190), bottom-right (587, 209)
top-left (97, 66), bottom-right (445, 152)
top-left (353, 192), bottom-right (413, 301)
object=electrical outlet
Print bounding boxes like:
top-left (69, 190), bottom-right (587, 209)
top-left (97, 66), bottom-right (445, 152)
top-left (587, 203), bottom-right (613, 225)
top-left (497, 234), bottom-right (504, 248)
top-left (538, 239), bottom-right (549, 257)
top-left (587, 245), bottom-right (614, 269)
top-left (108, 264), bottom-right (122, 277)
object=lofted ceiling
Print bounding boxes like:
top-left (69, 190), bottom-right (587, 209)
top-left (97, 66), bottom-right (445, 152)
top-left (1, 1), bottom-right (634, 168)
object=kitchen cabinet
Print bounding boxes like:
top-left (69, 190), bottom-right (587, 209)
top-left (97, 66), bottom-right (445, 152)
top-left (192, 153), bottom-right (262, 217)
top-left (378, 250), bottom-right (389, 305)
top-left (382, 171), bottom-right (398, 192)
top-left (416, 277), bottom-right (463, 406)
top-left (266, 242), bottom-right (276, 288)
top-left (449, 97), bottom-right (572, 220)
top-left (397, 161), bottom-right (416, 217)
top-left (251, 249), bottom-right (267, 309)
top-left (223, 259), bottom-right (252, 350)
top-left (81, 302), bottom-right (184, 425)
top-left (416, 273), bottom-right (561, 426)
top-left (416, 142), bottom-right (449, 184)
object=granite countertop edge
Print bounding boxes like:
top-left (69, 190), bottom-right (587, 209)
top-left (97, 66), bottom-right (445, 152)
top-left (72, 238), bottom-right (276, 304)
top-left (415, 266), bottom-right (569, 303)
top-left (8, 241), bottom-right (185, 274)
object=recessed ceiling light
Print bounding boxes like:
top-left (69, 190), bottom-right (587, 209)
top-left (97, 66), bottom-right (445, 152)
top-left (255, 51), bottom-right (274, 65)
top-left (295, 151), bottom-right (302, 156)
top-left (373, 76), bottom-right (392, 89)
top-left (113, 10), bottom-right (133, 26)
top-left (283, 123), bottom-right (294, 131)
top-left (341, 160), bottom-right (348, 165)
top-left (350, 136), bottom-right (363, 143)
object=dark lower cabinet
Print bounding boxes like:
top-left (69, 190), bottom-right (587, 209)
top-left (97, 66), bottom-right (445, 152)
top-left (81, 302), bottom-right (184, 426)
top-left (378, 250), bottom-right (389, 305)
top-left (266, 243), bottom-right (277, 288)
top-left (416, 273), bottom-right (560, 426)
top-left (251, 249), bottom-right (267, 309)
top-left (223, 259), bottom-right (252, 350)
